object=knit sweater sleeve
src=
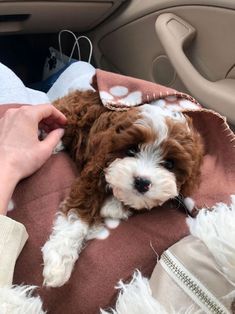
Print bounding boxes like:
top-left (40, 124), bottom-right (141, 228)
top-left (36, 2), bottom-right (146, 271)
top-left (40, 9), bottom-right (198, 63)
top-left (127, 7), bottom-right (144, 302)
top-left (0, 215), bottom-right (28, 286)
top-left (0, 215), bottom-right (46, 313)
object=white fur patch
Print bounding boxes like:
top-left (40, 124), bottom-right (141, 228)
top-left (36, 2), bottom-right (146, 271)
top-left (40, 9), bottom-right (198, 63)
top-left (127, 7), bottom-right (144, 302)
top-left (53, 140), bottom-right (65, 154)
top-left (179, 100), bottom-right (199, 110)
top-left (104, 218), bottom-right (120, 229)
top-left (151, 99), bottom-right (166, 107)
top-left (184, 197), bottom-right (195, 213)
top-left (187, 195), bottom-right (235, 284)
top-left (42, 211), bottom-right (88, 287)
top-left (167, 104), bottom-right (182, 111)
top-left (86, 225), bottom-right (110, 240)
top-left (94, 228), bottom-right (110, 239)
top-left (140, 104), bottom-right (186, 128)
top-left (100, 197), bottom-right (130, 220)
top-left (137, 105), bottom-right (168, 144)
top-left (0, 285), bottom-right (45, 314)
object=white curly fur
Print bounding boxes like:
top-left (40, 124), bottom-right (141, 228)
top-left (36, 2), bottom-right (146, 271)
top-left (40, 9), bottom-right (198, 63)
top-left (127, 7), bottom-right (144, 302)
top-left (42, 211), bottom-right (89, 287)
top-left (0, 285), bottom-right (45, 314)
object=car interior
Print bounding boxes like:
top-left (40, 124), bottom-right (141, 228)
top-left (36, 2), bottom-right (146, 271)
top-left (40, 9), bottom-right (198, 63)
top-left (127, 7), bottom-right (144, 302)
top-left (0, 1), bottom-right (235, 313)
top-left (0, 0), bottom-right (235, 126)
top-left (0, 0), bottom-right (235, 314)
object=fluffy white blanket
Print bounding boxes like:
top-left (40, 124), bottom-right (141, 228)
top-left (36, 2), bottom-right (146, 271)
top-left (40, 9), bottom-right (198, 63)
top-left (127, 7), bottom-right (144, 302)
top-left (102, 196), bottom-right (235, 314)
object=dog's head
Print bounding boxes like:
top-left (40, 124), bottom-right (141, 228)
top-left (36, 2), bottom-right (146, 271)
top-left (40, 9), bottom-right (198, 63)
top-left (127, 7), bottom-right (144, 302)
top-left (92, 104), bottom-right (203, 210)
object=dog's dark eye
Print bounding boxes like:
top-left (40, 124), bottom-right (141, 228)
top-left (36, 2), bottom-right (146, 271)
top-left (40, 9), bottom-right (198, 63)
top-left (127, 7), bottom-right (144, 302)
top-left (126, 146), bottom-right (139, 157)
top-left (163, 159), bottom-right (175, 170)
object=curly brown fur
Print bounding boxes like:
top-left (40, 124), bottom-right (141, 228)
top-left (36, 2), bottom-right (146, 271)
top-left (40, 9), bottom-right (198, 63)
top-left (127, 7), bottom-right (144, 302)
top-left (53, 91), bottom-right (203, 224)
top-left (54, 91), bottom-right (148, 223)
top-left (42, 91), bottom-right (204, 288)
top-left (162, 117), bottom-right (204, 196)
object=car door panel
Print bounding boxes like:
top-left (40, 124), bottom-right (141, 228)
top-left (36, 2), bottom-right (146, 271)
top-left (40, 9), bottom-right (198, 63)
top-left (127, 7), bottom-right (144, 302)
top-left (90, 1), bottom-right (235, 122)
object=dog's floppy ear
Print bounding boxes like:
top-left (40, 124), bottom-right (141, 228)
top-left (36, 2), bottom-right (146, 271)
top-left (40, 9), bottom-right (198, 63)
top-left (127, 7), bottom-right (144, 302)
top-left (180, 117), bottom-right (204, 196)
top-left (163, 115), bottom-right (204, 197)
top-left (86, 109), bottom-right (142, 161)
top-left (53, 90), bottom-right (107, 170)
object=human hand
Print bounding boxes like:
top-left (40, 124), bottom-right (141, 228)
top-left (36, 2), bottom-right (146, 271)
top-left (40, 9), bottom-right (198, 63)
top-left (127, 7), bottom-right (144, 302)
top-left (0, 104), bottom-right (67, 215)
top-left (0, 104), bottom-right (67, 182)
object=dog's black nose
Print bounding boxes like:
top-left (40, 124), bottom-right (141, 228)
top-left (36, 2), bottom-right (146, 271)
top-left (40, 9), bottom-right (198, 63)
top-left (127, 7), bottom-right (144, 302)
top-left (134, 176), bottom-right (151, 193)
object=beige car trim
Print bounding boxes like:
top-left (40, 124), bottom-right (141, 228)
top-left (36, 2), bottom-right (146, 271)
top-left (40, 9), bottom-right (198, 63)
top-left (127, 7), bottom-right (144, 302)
top-left (155, 13), bottom-right (235, 124)
top-left (0, 1), bottom-right (126, 34)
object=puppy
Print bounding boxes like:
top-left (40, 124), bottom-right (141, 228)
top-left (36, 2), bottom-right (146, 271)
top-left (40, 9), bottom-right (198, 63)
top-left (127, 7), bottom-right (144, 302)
top-left (42, 90), bottom-right (203, 287)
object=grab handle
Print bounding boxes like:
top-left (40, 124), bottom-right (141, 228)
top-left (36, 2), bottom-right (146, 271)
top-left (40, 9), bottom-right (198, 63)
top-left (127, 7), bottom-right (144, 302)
top-left (155, 13), bottom-right (235, 123)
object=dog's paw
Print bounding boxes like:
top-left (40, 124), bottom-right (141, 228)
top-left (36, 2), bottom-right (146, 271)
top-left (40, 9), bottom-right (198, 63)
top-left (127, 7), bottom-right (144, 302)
top-left (104, 218), bottom-right (120, 229)
top-left (100, 196), bottom-right (131, 220)
top-left (42, 240), bottom-right (77, 287)
top-left (86, 225), bottom-right (110, 240)
top-left (53, 140), bottom-right (65, 154)
top-left (42, 263), bottom-right (74, 288)
top-left (40, 130), bottom-right (64, 155)
top-left (41, 211), bottom-right (89, 287)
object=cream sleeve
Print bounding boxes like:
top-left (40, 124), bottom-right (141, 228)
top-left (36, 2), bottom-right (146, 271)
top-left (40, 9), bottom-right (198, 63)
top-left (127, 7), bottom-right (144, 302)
top-left (0, 216), bottom-right (46, 313)
top-left (0, 215), bottom-right (28, 286)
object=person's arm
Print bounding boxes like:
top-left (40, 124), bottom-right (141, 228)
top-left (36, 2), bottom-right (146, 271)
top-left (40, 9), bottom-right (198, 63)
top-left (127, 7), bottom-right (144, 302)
top-left (0, 104), bottom-right (67, 285)
top-left (0, 104), bottom-right (66, 215)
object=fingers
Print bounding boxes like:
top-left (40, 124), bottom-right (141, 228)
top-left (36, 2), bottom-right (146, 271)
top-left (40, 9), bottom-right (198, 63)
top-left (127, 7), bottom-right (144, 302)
top-left (39, 118), bottom-right (66, 133)
top-left (40, 128), bottom-right (65, 155)
top-left (21, 104), bottom-right (67, 127)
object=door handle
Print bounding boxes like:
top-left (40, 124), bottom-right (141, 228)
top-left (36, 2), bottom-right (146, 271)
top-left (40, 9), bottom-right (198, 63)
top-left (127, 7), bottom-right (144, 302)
top-left (155, 13), bottom-right (235, 124)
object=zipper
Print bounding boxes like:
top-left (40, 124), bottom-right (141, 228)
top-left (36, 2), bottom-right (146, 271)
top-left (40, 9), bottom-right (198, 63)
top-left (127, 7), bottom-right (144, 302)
top-left (160, 250), bottom-right (230, 314)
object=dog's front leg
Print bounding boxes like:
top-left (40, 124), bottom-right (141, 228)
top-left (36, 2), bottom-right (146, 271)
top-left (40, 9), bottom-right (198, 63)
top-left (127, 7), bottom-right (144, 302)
top-left (100, 196), bottom-right (131, 229)
top-left (42, 209), bottom-right (89, 287)
top-left (100, 196), bottom-right (131, 220)
top-left (42, 168), bottom-right (106, 287)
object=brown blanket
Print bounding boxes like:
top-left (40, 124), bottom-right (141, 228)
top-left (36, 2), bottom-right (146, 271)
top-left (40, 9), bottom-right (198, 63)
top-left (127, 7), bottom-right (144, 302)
top-left (4, 70), bottom-right (235, 314)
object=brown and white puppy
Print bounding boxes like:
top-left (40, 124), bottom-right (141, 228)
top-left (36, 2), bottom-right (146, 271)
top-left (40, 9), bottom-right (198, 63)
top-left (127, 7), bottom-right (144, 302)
top-left (42, 90), bottom-right (203, 287)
